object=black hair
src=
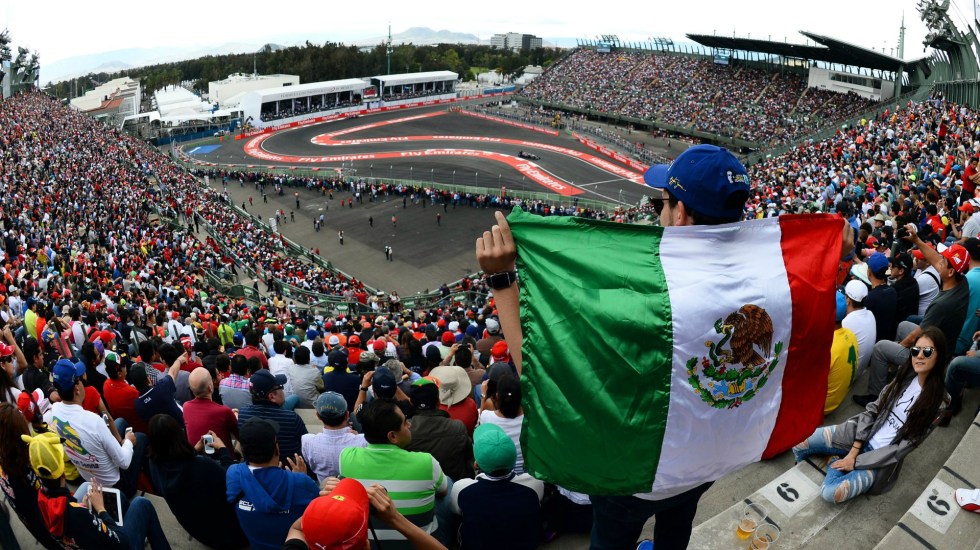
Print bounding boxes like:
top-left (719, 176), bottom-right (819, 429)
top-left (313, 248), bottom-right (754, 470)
top-left (359, 399), bottom-right (403, 445)
top-left (245, 357), bottom-right (263, 376)
top-left (230, 354), bottom-right (248, 376)
top-left (273, 340), bottom-right (288, 354)
top-left (494, 374), bottom-right (523, 418)
top-left (147, 413), bottom-right (195, 461)
top-left (878, 326), bottom-right (949, 444)
top-left (244, 330), bottom-right (260, 346)
top-left (667, 189), bottom-right (747, 226)
top-left (312, 340), bottom-right (325, 357)
top-left (293, 345), bottom-right (311, 365)
top-left (138, 339), bottom-right (155, 363)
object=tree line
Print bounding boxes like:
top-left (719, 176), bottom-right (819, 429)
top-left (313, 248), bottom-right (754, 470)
top-left (46, 42), bottom-right (567, 100)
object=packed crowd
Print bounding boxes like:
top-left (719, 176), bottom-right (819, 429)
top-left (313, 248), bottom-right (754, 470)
top-left (520, 49), bottom-right (879, 148)
top-left (259, 99), bottom-right (360, 123)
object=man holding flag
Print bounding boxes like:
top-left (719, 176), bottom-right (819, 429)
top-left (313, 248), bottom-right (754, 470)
top-left (476, 144), bottom-right (853, 549)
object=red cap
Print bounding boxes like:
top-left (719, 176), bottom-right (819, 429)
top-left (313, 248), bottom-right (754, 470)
top-left (865, 236), bottom-right (878, 248)
top-left (302, 478), bottom-right (369, 549)
top-left (941, 244), bottom-right (970, 274)
top-left (0, 342), bottom-right (14, 357)
top-left (491, 340), bottom-right (510, 360)
top-left (372, 340), bottom-right (387, 353)
top-left (347, 335), bottom-right (360, 346)
top-left (437, 318), bottom-right (446, 328)
top-left (960, 202), bottom-right (975, 213)
top-left (440, 332), bottom-right (456, 346)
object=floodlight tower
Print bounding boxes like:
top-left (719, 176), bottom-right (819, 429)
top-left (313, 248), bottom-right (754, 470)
top-left (898, 12), bottom-right (906, 59)
top-left (386, 23), bottom-right (393, 75)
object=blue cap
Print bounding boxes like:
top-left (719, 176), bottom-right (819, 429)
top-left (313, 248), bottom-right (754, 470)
top-left (372, 367), bottom-right (397, 398)
top-left (315, 391), bottom-right (348, 419)
top-left (52, 359), bottom-right (85, 394)
top-left (835, 290), bottom-right (847, 323)
top-left (867, 252), bottom-right (889, 277)
top-left (232, 332), bottom-right (244, 344)
top-left (249, 369), bottom-right (287, 397)
top-left (306, 328), bottom-right (319, 341)
top-left (643, 145), bottom-right (750, 220)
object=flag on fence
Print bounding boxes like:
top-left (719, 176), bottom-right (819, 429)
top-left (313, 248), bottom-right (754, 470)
top-left (509, 208), bottom-right (842, 495)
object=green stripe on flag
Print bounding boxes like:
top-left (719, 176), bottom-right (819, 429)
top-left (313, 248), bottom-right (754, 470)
top-left (508, 208), bottom-right (673, 495)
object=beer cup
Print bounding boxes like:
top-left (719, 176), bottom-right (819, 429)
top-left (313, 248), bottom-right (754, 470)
top-left (735, 503), bottom-right (767, 540)
top-left (748, 522), bottom-right (780, 549)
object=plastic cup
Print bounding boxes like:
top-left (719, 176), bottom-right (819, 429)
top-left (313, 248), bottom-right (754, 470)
top-left (735, 503), bottom-right (767, 540)
top-left (749, 522), bottom-right (780, 549)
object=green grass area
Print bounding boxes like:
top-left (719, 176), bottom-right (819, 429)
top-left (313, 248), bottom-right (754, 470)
top-left (469, 66), bottom-right (491, 80)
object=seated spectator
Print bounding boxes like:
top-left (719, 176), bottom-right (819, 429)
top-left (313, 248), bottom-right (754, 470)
top-left (864, 252), bottom-right (898, 342)
top-left (450, 423), bottom-right (544, 550)
top-left (854, 237), bottom-right (969, 407)
top-left (953, 238), bottom-right (980, 355)
top-left (407, 377), bottom-right (475, 482)
top-left (47, 359), bottom-right (148, 499)
top-left (322, 347), bottom-right (360, 412)
top-left (219, 354), bottom-right (253, 411)
top-left (301, 391), bottom-right (367, 484)
top-left (841, 279), bottom-right (876, 381)
top-left (478, 372), bottom-right (526, 474)
top-left (282, 479), bottom-right (447, 550)
top-left (267, 340), bottom-right (293, 393)
top-left (147, 413), bottom-right (246, 550)
top-left (183, 367), bottom-right (239, 448)
top-left (226, 417), bottom-right (318, 550)
top-left (340, 399), bottom-right (448, 544)
top-left (288, 345), bottom-right (323, 408)
top-left (889, 253), bottom-right (920, 324)
top-left (235, 330), bottom-right (268, 369)
top-left (131, 349), bottom-right (186, 427)
top-left (0, 402), bottom-right (60, 549)
top-left (793, 326), bottom-right (950, 503)
top-left (237, 369), bottom-right (307, 465)
top-left (826, 291), bottom-right (859, 415)
top-left (102, 351), bottom-right (148, 434)
top-left (22, 430), bottom-right (170, 549)
top-left (430, 365), bottom-right (478, 436)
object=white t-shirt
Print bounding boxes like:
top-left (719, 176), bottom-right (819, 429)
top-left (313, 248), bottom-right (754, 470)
top-left (843, 309), bottom-right (877, 378)
top-left (914, 266), bottom-right (941, 316)
top-left (868, 378), bottom-right (922, 451)
top-left (45, 402), bottom-right (134, 487)
top-left (479, 410), bottom-right (525, 474)
top-left (268, 354), bottom-right (293, 396)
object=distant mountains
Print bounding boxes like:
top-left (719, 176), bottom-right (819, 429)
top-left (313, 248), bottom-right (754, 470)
top-left (41, 27), bottom-right (573, 86)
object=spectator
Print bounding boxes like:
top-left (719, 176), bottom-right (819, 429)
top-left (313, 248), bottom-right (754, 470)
top-left (953, 238), bottom-right (980, 355)
top-left (340, 399), bottom-right (448, 544)
top-left (450, 423), bottom-right (544, 550)
top-left (226, 417), bottom-right (318, 550)
top-left (864, 252), bottom-right (899, 342)
top-left (407, 377), bottom-right (475, 482)
top-left (301, 391), bottom-right (367, 484)
top-left (102, 350), bottom-right (147, 434)
top-left (793, 326), bottom-right (950, 503)
top-left (288, 345), bottom-right (323, 408)
top-left (131, 351), bottom-right (186, 427)
top-left (237, 369), bottom-right (308, 465)
top-left (889, 253), bottom-right (920, 324)
top-left (430, 365), bottom-right (478, 436)
top-left (478, 372), bottom-right (526, 474)
top-left (826, 291), bottom-right (860, 414)
top-left (147, 413), bottom-right (247, 550)
top-left (219, 354), bottom-right (253, 411)
top-left (841, 279), bottom-right (876, 380)
top-left (0, 402), bottom-right (60, 549)
top-left (182, 367), bottom-right (239, 448)
top-left (322, 347), bottom-right (360, 412)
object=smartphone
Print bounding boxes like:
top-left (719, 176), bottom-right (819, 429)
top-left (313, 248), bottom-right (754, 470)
top-left (102, 413), bottom-right (110, 427)
top-left (88, 486), bottom-right (124, 527)
top-left (125, 427), bottom-right (133, 437)
top-left (202, 434), bottom-right (215, 455)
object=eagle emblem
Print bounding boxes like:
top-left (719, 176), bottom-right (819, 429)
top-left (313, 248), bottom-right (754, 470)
top-left (685, 304), bottom-right (783, 409)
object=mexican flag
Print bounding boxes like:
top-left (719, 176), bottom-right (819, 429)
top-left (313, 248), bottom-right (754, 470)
top-left (509, 208), bottom-right (842, 496)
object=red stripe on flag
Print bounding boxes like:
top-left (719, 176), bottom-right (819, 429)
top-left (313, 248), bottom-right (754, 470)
top-left (763, 214), bottom-right (842, 459)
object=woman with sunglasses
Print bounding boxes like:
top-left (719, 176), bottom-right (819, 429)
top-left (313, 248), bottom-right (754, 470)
top-left (792, 325), bottom-right (950, 504)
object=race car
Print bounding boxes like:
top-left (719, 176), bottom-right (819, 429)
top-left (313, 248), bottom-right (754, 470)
top-left (518, 151), bottom-right (540, 160)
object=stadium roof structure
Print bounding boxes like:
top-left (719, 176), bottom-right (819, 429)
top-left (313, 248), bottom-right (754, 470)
top-left (687, 31), bottom-right (925, 73)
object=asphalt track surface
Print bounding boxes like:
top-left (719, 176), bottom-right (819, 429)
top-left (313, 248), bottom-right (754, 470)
top-left (184, 104), bottom-right (653, 296)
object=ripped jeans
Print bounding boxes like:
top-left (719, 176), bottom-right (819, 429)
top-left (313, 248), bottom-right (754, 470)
top-left (792, 425), bottom-right (876, 504)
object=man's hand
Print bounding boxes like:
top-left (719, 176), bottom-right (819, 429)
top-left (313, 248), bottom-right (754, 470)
top-left (367, 484), bottom-right (399, 523)
top-left (319, 476), bottom-right (341, 496)
top-left (362, 371), bottom-right (375, 385)
top-left (476, 211), bottom-right (517, 274)
top-left (284, 454), bottom-right (306, 474)
top-left (124, 431), bottom-right (137, 446)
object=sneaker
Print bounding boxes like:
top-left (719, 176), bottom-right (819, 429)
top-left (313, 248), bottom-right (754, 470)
top-left (636, 541), bottom-right (654, 550)
top-left (954, 488), bottom-right (980, 513)
top-left (938, 410), bottom-right (954, 427)
top-left (852, 394), bottom-right (876, 407)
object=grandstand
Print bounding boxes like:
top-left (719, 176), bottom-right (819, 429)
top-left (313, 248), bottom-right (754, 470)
top-left (9, 1), bottom-right (980, 548)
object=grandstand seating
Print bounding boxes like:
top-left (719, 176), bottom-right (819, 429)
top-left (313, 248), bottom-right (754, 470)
top-left (520, 49), bottom-right (878, 148)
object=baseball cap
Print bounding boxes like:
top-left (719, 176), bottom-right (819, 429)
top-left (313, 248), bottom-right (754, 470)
top-left (867, 253), bottom-right (889, 276)
top-left (249, 369), bottom-right (287, 397)
top-left (440, 332), bottom-right (456, 346)
top-left (960, 202), bottom-right (976, 213)
top-left (643, 144), bottom-right (750, 220)
top-left (328, 335), bottom-right (340, 346)
top-left (306, 329), bottom-right (319, 341)
top-left (0, 342), bottom-right (13, 358)
top-left (485, 318), bottom-right (501, 335)
top-left (890, 252), bottom-right (914, 271)
top-left (372, 339), bottom-right (387, 353)
top-left (490, 341), bottom-right (510, 362)
top-left (327, 348), bottom-right (349, 369)
top-left (910, 243), bottom-right (936, 260)
top-left (52, 359), bottom-right (85, 394)
top-left (239, 417), bottom-right (280, 463)
top-left (302, 478), bottom-right (370, 550)
top-left (371, 367), bottom-right (397, 399)
top-left (347, 335), bottom-right (361, 346)
top-left (20, 431), bottom-right (65, 480)
top-left (964, 238), bottom-right (980, 262)
top-left (473, 423), bottom-right (517, 474)
top-left (865, 236), bottom-right (879, 248)
top-left (941, 243), bottom-right (970, 274)
top-left (104, 351), bottom-right (120, 365)
top-left (315, 391), bottom-right (348, 421)
top-left (835, 291), bottom-right (847, 323)
top-left (410, 379), bottom-right (440, 411)
top-left (844, 280), bottom-right (869, 303)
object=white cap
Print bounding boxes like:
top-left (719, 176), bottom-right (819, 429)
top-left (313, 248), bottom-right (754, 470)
top-left (486, 318), bottom-right (501, 334)
top-left (328, 335), bottom-right (340, 346)
top-left (844, 280), bottom-right (868, 303)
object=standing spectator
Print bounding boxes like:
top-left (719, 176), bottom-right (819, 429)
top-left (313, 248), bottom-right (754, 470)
top-left (131, 352), bottom-right (186, 427)
top-left (478, 373), bottom-right (526, 474)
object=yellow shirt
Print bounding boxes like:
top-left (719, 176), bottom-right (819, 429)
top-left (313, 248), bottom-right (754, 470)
top-left (825, 327), bottom-right (859, 414)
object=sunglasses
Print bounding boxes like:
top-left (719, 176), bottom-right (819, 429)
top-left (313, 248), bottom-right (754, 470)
top-left (911, 346), bottom-right (935, 358)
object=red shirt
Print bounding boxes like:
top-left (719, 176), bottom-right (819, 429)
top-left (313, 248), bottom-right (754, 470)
top-left (82, 386), bottom-right (101, 414)
top-left (103, 378), bottom-right (148, 433)
top-left (235, 345), bottom-right (268, 369)
top-left (963, 164), bottom-right (978, 194)
top-left (182, 397), bottom-right (239, 448)
top-left (440, 397), bottom-right (478, 437)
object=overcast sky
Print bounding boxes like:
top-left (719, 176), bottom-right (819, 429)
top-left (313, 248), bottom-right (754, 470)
top-left (3, 0), bottom-right (979, 65)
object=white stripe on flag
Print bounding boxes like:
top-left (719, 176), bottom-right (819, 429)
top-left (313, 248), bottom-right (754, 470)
top-left (649, 217), bottom-right (793, 497)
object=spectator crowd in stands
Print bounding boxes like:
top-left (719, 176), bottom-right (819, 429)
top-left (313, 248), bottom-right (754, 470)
top-left (520, 49), bottom-right (879, 148)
